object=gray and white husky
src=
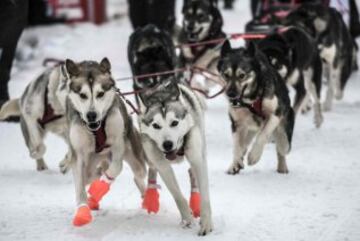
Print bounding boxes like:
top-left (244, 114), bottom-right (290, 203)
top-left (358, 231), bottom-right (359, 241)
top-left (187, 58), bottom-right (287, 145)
top-left (0, 64), bottom-right (71, 172)
top-left (64, 58), bottom-right (146, 226)
top-left (138, 80), bottom-right (213, 236)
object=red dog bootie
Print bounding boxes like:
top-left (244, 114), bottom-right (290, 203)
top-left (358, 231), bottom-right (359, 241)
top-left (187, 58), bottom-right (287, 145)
top-left (142, 188), bottom-right (160, 214)
top-left (87, 196), bottom-right (99, 210)
top-left (189, 191), bottom-right (201, 218)
top-left (73, 205), bottom-right (92, 227)
top-left (142, 180), bottom-right (160, 214)
top-left (88, 174), bottom-right (113, 204)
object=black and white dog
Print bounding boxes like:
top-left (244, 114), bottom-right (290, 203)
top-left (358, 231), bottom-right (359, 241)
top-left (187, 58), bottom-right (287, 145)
top-left (128, 24), bottom-right (177, 97)
top-left (180, 0), bottom-right (225, 89)
top-left (218, 40), bottom-right (295, 174)
top-left (285, 3), bottom-right (356, 111)
top-left (257, 27), bottom-right (324, 128)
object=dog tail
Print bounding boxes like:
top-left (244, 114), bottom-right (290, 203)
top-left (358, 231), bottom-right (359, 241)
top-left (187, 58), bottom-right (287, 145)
top-left (0, 99), bottom-right (21, 121)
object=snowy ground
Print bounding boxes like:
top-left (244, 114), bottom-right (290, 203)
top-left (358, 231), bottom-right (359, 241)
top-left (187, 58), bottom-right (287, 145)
top-left (1, 2), bottom-right (360, 241)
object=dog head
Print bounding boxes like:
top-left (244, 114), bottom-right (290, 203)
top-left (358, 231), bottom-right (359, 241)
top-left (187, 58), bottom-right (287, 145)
top-left (284, 4), bottom-right (330, 36)
top-left (65, 58), bottom-right (115, 131)
top-left (182, 0), bottom-right (223, 42)
top-left (140, 83), bottom-right (194, 159)
top-left (218, 40), bottom-right (267, 102)
top-left (128, 24), bottom-right (176, 90)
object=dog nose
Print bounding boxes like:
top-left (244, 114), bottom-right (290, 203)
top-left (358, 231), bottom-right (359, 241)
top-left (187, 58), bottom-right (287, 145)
top-left (226, 89), bottom-right (238, 99)
top-left (86, 111), bottom-right (97, 122)
top-left (187, 24), bottom-right (195, 31)
top-left (163, 141), bottom-right (173, 152)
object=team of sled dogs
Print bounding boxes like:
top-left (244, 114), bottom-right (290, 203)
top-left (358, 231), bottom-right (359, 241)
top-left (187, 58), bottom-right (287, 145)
top-left (0, 0), bottom-right (357, 236)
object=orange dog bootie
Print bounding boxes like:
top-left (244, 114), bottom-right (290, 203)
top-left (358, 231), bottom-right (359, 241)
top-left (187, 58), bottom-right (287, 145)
top-left (87, 196), bottom-right (100, 210)
top-left (73, 205), bottom-right (92, 227)
top-left (88, 175), bottom-right (112, 203)
top-left (142, 188), bottom-right (160, 214)
top-left (189, 192), bottom-right (201, 218)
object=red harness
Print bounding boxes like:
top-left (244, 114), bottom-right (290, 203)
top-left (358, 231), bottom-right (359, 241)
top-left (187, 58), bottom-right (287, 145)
top-left (233, 97), bottom-right (265, 119)
top-left (38, 88), bottom-right (63, 128)
top-left (91, 120), bottom-right (110, 153)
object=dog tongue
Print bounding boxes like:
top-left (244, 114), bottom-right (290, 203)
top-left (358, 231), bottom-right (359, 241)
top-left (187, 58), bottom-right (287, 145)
top-left (165, 151), bottom-right (177, 161)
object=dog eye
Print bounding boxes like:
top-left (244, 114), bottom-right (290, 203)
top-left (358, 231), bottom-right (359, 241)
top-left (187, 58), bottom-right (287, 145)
top-left (97, 92), bottom-right (105, 98)
top-left (170, 120), bottom-right (179, 127)
top-left (152, 123), bottom-right (161, 129)
top-left (79, 93), bottom-right (88, 100)
top-left (239, 73), bottom-right (246, 79)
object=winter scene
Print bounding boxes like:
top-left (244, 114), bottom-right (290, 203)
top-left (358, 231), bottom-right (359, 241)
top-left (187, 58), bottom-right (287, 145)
top-left (0, 0), bottom-right (360, 240)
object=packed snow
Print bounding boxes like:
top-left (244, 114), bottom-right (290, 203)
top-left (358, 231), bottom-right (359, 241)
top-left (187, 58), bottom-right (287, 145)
top-left (1, 1), bottom-right (360, 241)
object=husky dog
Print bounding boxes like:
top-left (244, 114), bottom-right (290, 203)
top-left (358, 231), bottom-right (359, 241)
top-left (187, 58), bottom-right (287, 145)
top-left (179, 0), bottom-right (225, 88)
top-left (0, 64), bottom-right (71, 172)
top-left (257, 27), bottom-right (324, 128)
top-left (218, 40), bottom-right (295, 175)
top-left (63, 58), bottom-right (146, 226)
top-left (285, 4), bottom-right (356, 111)
top-left (138, 79), bottom-right (213, 236)
top-left (128, 24), bottom-right (177, 95)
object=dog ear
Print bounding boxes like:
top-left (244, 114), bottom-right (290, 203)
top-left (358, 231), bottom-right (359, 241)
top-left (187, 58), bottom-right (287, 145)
top-left (100, 57), bottom-right (111, 73)
top-left (221, 39), bottom-right (231, 56)
top-left (65, 59), bottom-right (80, 77)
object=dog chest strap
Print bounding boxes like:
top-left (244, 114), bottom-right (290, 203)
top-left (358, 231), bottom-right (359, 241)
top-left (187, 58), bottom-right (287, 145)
top-left (38, 88), bottom-right (63, 128)
top-left (92, 121), bottom-right (110, 153)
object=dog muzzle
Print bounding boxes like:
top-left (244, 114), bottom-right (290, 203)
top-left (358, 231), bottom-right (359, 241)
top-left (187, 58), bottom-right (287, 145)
top-left (86, 121), bottom-right (102, 132)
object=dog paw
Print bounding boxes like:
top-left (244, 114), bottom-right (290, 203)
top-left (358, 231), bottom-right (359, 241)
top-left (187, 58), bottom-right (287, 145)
top-left (142, 188), bottom-right (160, 214)
top-left (30, 144), bottom-right (46, 159)
top-left (181, 218), bottom-right (194, 229)
top-left (248, 145), bottom-right (263, 166)
top-left (277, 166), bottom-right (289, 174)
top-left (314, 114), bottom-right (324, 128)
top-left (36, 158), bottom-right (48, 171)
top-left (59, 160), bottom-right (69, 174)
top-left (189, 192), bottom-right (201, 218)
top-left (198, 216), bottom-right (213, 236)
top-left (226, 162), bottom-right (243, 175)
top-left (73, 205), bottom-right (92, 227)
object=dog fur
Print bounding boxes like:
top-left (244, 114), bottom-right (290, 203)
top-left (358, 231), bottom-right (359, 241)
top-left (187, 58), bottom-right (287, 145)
top-left (257, 26), bottom-right (324, 128)
top-left (138, 80), bottom-right (213, 235)
top-left (218, 40), bottom-right (295, 175)
top-left (285, 3), bottom-right (356, 111)
top-left (64, 58), bottom-right (146, 213)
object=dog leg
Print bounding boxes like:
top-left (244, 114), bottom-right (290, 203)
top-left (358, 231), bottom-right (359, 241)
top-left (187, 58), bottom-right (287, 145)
top-left (124, 147), bottom-right (146, 197)
top-left (274, 127), bottom-right (290, 174)
top-left (186, 129), bottom-right (213, 236)
top-left (88, 145), bottom-right (125, 208)
top-left (158, 162), bottom-right (193, 227)
top-left (72, 157), bottom-right (92, 226)
top-left (323, 65), bottom-right (339, 111)
top-left (228, 127), bottom-right (255, 175)
top-left (20, 117), bottom-right (48, 171)
top-left (188, 168), bottom-right (200, 218)
top-left (248, 114), bottom-right (280, 166)
top-left (308, 81), bottom-right (324, 128)
top-left (292, 74), bottom-right (306, 114)
top-left (142, 167), bottom-right (160, 214)
top-left (59, 151), bottom-right (73, 174)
